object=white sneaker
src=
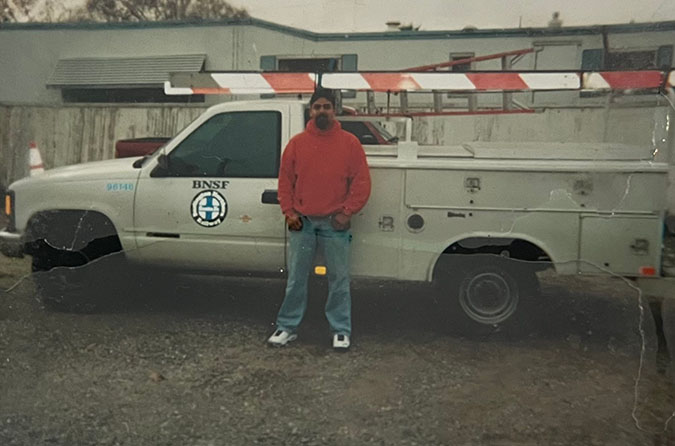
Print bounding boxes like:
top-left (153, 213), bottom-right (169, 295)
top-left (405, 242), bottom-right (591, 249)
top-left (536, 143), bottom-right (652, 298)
top-left (332, 334), bottom-right (350, 351)
top-left (267, 329), bottom-right (297, 347)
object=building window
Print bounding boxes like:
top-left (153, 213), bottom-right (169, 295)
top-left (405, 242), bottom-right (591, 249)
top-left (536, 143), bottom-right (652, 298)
top-left (278, 58), bottom-right (340, 72)
top-left (607, 50), bottom-right (660, 70)
top-left (581, 45), bottom-right (673, 71)
top-left (580, 46), bottom-right (672, 97)
top-left (449, 53), bottom-right (474, 72)
top-left (447, 53), bottom-right (474, 102)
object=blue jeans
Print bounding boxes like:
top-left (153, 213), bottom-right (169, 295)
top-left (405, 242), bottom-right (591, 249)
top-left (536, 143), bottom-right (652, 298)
top-left (276, 216), bottom-right (352, 336)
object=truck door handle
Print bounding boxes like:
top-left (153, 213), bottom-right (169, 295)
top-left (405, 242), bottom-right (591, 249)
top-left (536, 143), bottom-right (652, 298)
top-left (261, 189), bottom-right (279, 204)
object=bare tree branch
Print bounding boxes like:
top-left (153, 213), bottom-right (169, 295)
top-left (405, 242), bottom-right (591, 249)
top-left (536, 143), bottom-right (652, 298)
top-left (1, 0), bottom-right (37, 22)
top-left (81, 0), bottom-right (248, 22)
top-left (1, 0), bottom-right (248, 23)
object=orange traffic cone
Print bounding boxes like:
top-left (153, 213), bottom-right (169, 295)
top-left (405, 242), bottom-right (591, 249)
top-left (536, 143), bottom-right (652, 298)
top-left (28, 141), bottom-right (45, 176)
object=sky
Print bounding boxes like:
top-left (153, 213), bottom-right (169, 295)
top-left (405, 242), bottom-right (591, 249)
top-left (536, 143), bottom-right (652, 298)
top-left (35, 0), bottom-right (675, 32)
top-left (226, 0), bottom-right (675, 32)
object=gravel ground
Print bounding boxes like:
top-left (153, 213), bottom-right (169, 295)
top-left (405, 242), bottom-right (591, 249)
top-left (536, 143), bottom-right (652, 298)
top-left (0, 251), bottom-right (674, 445)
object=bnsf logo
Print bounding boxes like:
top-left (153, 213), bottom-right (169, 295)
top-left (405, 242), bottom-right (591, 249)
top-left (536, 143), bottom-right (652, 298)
top-left (193, 180), bottom-right (230, 189)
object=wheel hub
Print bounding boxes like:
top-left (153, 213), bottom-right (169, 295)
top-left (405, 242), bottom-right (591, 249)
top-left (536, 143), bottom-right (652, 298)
top-left (460, 271), bottom-right (519, 324)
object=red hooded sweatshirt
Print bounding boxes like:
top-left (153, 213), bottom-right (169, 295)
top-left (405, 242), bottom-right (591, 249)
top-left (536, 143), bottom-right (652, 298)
top-left (278, 119), bottom-right (371, 219)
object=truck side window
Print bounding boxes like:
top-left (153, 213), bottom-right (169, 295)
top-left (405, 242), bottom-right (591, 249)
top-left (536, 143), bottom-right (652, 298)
top-left (167, 111), bottom-right (281, 178)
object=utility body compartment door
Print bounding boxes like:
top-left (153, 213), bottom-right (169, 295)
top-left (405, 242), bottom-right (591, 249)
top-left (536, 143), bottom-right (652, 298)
top-left (578, 214), bottom-right (662, 276)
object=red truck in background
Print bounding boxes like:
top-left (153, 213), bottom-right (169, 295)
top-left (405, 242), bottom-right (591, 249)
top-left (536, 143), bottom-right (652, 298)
top-left (115, 137), bottom-right (171, 158)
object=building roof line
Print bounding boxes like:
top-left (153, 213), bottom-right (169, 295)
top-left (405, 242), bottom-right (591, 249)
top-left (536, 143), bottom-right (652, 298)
top-left (1, 17), bottom-right (675, 40)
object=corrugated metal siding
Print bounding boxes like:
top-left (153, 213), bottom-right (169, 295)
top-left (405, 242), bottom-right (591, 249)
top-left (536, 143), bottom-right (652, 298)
top-left (47, 54), bottom-right (206, 87)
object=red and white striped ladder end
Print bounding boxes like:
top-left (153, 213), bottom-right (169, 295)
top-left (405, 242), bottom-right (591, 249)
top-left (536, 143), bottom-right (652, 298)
top-left (582, 71), bottom-right (665, 90)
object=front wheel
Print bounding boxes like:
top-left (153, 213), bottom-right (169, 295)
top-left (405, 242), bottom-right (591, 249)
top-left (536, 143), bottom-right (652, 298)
top-left (31, 244), bottom-right (127, 313)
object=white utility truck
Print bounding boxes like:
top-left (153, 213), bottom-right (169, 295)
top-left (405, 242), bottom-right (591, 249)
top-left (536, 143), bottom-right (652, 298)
top-left (1, 71), bottom-right (674, 326)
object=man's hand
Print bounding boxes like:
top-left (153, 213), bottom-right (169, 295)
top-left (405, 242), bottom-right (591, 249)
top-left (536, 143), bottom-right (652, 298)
top-left (331, 212), bottom-right (351, 230)
top-left (286, 214), bottom-right (303, 231)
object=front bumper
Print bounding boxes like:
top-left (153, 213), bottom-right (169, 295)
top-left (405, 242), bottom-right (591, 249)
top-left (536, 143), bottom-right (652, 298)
top-left (0, 228), bottom-right (23, 258)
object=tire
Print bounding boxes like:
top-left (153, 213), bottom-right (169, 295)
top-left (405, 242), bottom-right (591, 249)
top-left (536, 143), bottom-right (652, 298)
top-left (32, 266), bottom-right (96, 313)
top-left (26, 212), bottom-right (125, 313)
top-left (436, 254), bottom-right (540, 331)
top-left (31, 242), bottom-right (126, 313)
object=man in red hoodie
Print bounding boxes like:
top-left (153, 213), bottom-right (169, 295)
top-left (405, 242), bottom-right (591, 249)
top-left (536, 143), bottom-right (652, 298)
top-left (268, 89), bottom-right (371, 351)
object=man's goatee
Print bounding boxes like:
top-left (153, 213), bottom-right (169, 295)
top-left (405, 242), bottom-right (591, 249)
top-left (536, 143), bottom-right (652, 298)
top-left (316, 114), bottom-right (330, 130)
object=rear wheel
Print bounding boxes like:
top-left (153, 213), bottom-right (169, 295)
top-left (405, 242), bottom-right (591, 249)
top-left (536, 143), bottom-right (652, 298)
top-left (459, 264), bottom-right (519, 325)
top-left (436, 254), bottom-right (540, 331)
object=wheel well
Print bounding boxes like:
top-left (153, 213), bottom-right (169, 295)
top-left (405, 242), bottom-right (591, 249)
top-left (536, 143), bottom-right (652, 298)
top-left (434, 237), bottom-right (552, 280)
top-left (443, 237), bottom-right (550, 261)
top-left (24, 210), bottom-right (122, 263)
